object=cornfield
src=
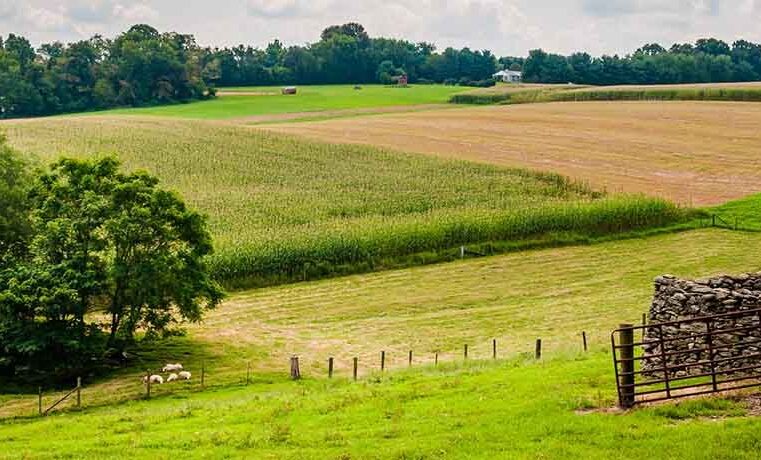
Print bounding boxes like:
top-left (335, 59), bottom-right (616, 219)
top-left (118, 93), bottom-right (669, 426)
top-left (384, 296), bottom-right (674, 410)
top-left (451, 84), bottom-right (761, 106)
top-left (3, 117), bottom-right (688, 287)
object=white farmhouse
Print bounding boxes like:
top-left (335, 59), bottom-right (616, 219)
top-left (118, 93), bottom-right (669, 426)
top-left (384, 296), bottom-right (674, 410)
top-left (493, 70), bottom-right (522, 83)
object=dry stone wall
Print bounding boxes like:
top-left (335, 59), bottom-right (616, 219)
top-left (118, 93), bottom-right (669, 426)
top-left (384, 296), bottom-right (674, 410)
top-left (642, 273), bottom-right (761, 379)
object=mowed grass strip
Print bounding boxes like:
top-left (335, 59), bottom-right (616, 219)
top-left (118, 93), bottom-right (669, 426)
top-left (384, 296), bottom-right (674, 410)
top-left (267, 100), bottom-right (761, 206)
top-left (95, 84), bottom-right (465, 120)
top-left (3, 353), bottom-right (761, 459)
top-left (2, 116), bottom-right (681, 287)
top-left (2, 229), bottom-right (758, 418)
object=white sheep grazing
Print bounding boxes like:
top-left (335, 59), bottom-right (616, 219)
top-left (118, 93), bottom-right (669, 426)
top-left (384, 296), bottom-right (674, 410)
top-left (142, 374), bottom-right (164, 385)
top-left (161, 363), bottom-right (183, 372)
top-left (178, 371), bottom-right (192, 380)
top-left (166, 373), bottom-right (179, 383)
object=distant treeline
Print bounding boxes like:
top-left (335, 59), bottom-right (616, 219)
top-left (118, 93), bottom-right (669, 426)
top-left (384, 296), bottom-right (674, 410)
top-left (523, 39), bottom-right (761, 85)
top-left (209, 23), bottom-right (498, 87)
top-left (0, 25), bottom-right (214, 119)
top-left (0, 23), bottom-right (498, 119)
top-left (4, 22), bottom-right (761, 119)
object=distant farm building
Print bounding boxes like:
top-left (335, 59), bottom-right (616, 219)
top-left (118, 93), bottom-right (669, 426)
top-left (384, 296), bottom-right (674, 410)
top-left (493, 70), bottom-right (522, 83)
top-left (393, 74), bottom-right (408, 87)
top-left (282, 86), bottom-right (297, 95)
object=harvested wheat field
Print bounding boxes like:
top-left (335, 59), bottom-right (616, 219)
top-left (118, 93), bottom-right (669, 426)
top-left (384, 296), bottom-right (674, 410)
top-left (265, 101), bottom-right (761, 206)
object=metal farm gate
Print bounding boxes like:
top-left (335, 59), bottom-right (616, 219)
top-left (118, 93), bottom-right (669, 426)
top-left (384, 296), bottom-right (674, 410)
top-left (611, 308), bottom-right (761, 408)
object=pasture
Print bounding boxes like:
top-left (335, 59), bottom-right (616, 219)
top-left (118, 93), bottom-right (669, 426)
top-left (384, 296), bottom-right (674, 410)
top-left (5, 353), bottom-right (761, 459)
top-left (2, 116), bottom-right (682, 287)
top-left (97, 84), bottom-right (464, 120)
top-left (1, 228), bottom-right (759, 418)
top-left (265, 100), bottom-right (761, 206)
top-left (3, 230), bottom-right (761, 459)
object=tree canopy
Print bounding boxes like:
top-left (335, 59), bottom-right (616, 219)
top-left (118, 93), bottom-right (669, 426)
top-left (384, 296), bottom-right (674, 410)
top-left (0, 145), bottom-right (223, 382)
top-left (522, 38), bottom-right (761, 85)
top-left (4, 22), bottom-right (761, 119)
top-left (0, 25), bottom-right (213, 119)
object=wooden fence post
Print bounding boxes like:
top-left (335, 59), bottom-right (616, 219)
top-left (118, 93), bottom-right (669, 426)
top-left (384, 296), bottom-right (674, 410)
top-left (464, 344), bottom-right (468, 360)
top-left (535, 339), bottom-right (542, 360)
top-left (201, 362), bottom-right (206, 389)
top-left (582, 332), bottom-right (588, 352)
top-left (460, 246), bottom-right (465, 258)
top-left (642, 312), bottom-right (648, 342)
top-left (76, 377), bottom-right (81, 408)
top-left (493, 339), bottom-right (497, 359)
top-left (290, 356), bottom-right (301, 380)
top-left (619, 324), bottom-right (636, 409)
top-left (246, 362), bottom-right (251, 385)
top-left (381, 351), bottom-right (386, 372)
top-left (38, 387), bottom-right (42, 416)
top-left (328, 357), bottom-right (334, 378)
top-left (408, 350), bottom-right (413, 366)
top-left (435, 352), bottom-right (439, 366)
top-left (353, 357), bottom-right (358, 381)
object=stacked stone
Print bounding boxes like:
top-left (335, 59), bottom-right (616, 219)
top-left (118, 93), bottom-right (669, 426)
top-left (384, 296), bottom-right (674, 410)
top-left (641, 273), bottom-right (761, 380)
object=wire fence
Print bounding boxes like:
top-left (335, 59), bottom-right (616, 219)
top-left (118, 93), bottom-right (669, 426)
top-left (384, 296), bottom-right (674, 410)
top-left (1, 328), bottom-right (608, 420)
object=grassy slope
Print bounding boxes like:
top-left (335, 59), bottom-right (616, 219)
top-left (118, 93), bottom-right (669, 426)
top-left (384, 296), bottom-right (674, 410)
top-left (3, 354), bottom-right (761, 459)
top-left (2, 228), bottom-right (760, 418)
top-left (99, 85), bottom-right (464, 119)
top-left (2, 117), bottom-right (682, 287)
top-left (711, 192), bottom-right (761, 229)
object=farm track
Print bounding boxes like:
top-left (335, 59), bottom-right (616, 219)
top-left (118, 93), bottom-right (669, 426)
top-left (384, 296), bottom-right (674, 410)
top-left (264, 100), bottom-right (761, 206)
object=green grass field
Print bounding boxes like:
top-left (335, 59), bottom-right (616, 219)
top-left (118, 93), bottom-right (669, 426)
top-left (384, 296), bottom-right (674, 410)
top-left (2, 228), bottom-right (759, 419)
top-left (711, 193), bottom-right (761, 230)
top-left (98, 85), bottom-right (464, 120)
top-left (4, 353), bottom-right (761, 459)
top-left (3, 117), bottom-right (685, 287)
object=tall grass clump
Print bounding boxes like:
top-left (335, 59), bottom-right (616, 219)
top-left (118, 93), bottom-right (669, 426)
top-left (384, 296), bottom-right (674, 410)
top-left (209, 196), bottom-right (689, 288)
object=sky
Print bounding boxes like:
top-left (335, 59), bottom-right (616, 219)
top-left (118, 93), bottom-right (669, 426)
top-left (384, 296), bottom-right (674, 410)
top-left (2, 0), bottom-right (761, 57)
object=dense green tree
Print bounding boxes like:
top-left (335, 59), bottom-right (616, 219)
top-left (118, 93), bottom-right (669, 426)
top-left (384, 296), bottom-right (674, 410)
top-left (0, 156), bottom-right (224, 380)
top-left (0, 137), bottom-right (31, 259)
top-left (524, 37), bottom-right (761, 85)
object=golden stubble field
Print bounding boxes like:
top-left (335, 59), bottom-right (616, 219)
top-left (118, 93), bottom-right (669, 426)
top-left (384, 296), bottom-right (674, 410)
top-left (264, 101), bottom-right (761, 206)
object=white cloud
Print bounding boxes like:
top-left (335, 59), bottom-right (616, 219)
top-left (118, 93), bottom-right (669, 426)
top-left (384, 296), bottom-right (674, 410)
top-left (246, 0), bottom-right (332, 18)
top-left (22, 4), bottom-right (70, 32)
top-left (113, 2), bottom-right (158, 22)
top-left (2, 0), bottom-right (761, 57)
top-left (0, 0), bottom-right (17, 19)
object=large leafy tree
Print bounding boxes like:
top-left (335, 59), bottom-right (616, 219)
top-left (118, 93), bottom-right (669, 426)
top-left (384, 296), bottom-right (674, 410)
top-left (0, 137), bottom-right (31, 258)
top-left (0, 155), bottom-right (223, 380)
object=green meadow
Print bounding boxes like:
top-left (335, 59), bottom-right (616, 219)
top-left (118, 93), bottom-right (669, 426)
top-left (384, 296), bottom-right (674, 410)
top-left (98, 84), bottom-right (465, 120)
top-left (3, 353), bottom-right (761, 459)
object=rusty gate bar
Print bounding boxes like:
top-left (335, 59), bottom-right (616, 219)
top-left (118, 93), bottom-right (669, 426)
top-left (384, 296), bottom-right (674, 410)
top-left (611, 307), bottom-right (761, 408)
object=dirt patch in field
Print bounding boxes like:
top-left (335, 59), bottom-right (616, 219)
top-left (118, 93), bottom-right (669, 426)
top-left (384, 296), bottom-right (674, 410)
top-left (264, 101), bottom-right (761, 206)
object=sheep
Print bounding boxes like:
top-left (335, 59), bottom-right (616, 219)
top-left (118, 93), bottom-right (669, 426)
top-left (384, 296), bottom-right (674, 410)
top-left (161, 363), bottom-right (183, 372)
top-left (178, 371), bottom-right (192, 380)
top-left (142, 374), bottom-right (164, 385)
top-left (166, 373), bottom-right (179, 383)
